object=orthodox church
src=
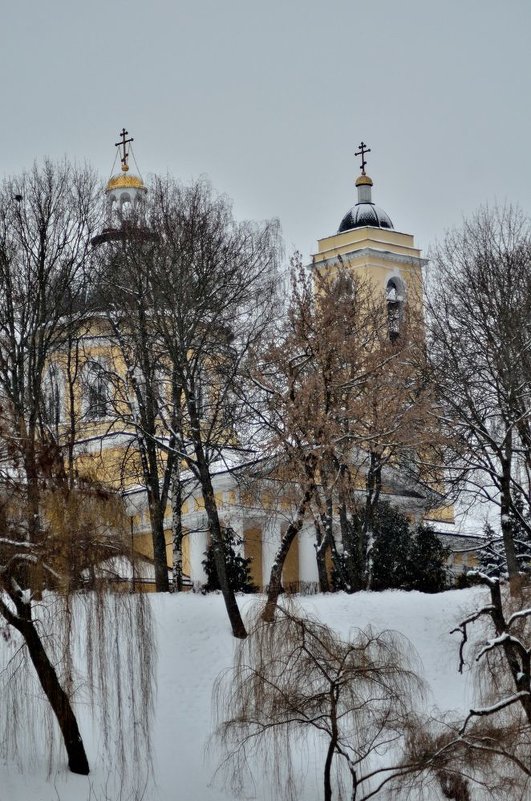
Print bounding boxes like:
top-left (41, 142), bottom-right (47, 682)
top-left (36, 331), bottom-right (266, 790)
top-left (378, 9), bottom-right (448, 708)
top-left (77, 133), bottom-right (459, 590)
top-left (179, 145), bottom-right (455, 590)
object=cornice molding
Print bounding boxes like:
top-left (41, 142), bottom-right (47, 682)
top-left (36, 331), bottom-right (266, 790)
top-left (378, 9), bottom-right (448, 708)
top-left (311, 248), bottom-right (428, 271)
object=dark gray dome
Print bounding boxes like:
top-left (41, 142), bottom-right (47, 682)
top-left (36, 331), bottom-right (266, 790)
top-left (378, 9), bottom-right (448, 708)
top-left (338, 203), bottom-right (394, 233)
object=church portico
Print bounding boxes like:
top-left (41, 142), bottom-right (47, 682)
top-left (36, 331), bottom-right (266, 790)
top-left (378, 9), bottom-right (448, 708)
top-left (298, 524), bottom-right (320, 592)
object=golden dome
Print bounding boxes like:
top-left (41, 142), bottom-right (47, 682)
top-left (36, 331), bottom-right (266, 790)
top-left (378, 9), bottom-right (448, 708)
top-left (355, 174), bottom-right (373, 187)
top-left (106, 172), bottom-right (146, 192)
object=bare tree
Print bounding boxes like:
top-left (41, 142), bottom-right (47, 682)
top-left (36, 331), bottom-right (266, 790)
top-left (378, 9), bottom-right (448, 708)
top-left (99, 177), bottom-right (281, 636)
top-left (427, 205), bottom-right (531, 582)
top-left (249, 259), bottom-right (437, 619)
top-left (0, 162), bottom-right (154, 778)
top-left (396, 573), bottom-right (531, 801)
top-left (150, 178), bottom-right (280, 637)
top-left (403, 712), bottom-right (531, 800)
top-left (214, 602), bottom-right (426, 801)
top-left (452, 573), bottom-right (531, 728)
top-left (93, 231), bottom-right (178, 592)
top-left (216, 599), bottom-right (531, 801)
top-left (397, 570), bottom-right (531, 799)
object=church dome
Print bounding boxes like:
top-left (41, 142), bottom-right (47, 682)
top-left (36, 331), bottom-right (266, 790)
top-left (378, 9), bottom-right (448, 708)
top-left (338, 204), bottom-right (393, 232)
top-left (106, 172), bottom-right (146, 192)
top-left (338, 172), bottom-right (394, 233)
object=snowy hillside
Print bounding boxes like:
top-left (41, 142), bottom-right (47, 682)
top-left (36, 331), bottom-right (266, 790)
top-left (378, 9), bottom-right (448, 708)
top-left (0, 588), bottom-right (489, 801)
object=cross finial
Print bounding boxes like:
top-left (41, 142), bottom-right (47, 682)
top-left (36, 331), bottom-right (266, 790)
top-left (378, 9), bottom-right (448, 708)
top-left (355, 141), bottom-right (371, 176)
top-left (115, 128), bottom-right (134, 172)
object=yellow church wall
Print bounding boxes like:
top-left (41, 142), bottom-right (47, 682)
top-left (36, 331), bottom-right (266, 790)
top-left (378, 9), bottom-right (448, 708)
top-left (75, 445), bottom-right (143, 489)
top-left (313, 253), bottom-right (424, 309)
top-left (425, 504), bottom-right (455, 524)
top-left (133, 532), bottom-right (154, 561)
top-left (283, 532), bottom-right (299, 590)
top-left (244, 526), bottom-right (263, 589)
top-left (314, 226), bottom-right (421, 261)
top-left (192, 492), bottom-right (224, 512)
top-left (48, 318), bottom-right (143, 455)
top-left (133, 526), bottom-right (185, 575)
top-left (243, 525), bottom-right (300, 591)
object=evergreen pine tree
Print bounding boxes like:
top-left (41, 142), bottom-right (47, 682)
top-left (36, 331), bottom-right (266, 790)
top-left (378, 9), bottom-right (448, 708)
top-left (478, 522), bottom-right (506, 577)
top-left (334, 503), bottom-right (449, 593)
top-left (371, 504), bottom-right (413, 591)
top-left (407, 524), bottom-right (449, 593)
top-left (478, 492), bottom-right (531, 577)
top-left (202, 527), bottom-right (258, 593)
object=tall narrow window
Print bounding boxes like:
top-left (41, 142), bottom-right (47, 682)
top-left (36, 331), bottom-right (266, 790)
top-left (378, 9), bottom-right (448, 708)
top-left (82, 359), bottom-right (110, 420)
top-left (386, 277), bottom-right (405, 342)
top-left (42, 363), bottom-right (64, 430)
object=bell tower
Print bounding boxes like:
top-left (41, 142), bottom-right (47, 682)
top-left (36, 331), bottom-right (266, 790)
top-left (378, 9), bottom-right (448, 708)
top-left (311, 142), bottom-right (426, 335)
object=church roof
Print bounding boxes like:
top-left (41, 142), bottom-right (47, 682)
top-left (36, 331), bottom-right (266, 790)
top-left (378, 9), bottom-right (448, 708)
top-left (338, 203), bottom-right (394, 233)
top-left (106, 172), bottom-right (146, 192)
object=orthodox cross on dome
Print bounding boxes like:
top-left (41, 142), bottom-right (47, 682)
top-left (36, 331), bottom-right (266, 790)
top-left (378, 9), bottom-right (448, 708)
top-left (115, 128), bottom-right (134, 172)
top-left (355, 141), bottom-right (371, 175)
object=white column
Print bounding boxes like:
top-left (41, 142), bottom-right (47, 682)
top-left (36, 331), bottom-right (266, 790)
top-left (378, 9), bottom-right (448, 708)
top-left (230, 516), bottom-right (245, 558)
top-left (261, 517), bottom-right (282, 589)
top-left (299, 524), bottom-right (319, 592)
top-left (188, 514), bottom-right (208, 588)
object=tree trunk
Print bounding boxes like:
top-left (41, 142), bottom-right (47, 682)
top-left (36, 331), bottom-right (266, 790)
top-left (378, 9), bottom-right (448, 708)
top-left (17, 614), bottom-right (89, 774)
top-left (195, 457), bottom-right (246, 638)
top-left (185, 382), bottom-right (247, 637)
top-left (500, 443), bottom-right (520, 585)
top-left (149, 499), bottom-right (170, 592)
top-left (171, 460), bottom-right (184, 591)
top-left (19, 421), bottom-right (44, 594)
top-left (138, 435), bottom-right (170, 592)
top-left (323, 689), bottom-right (338, 801)
top-left (323, 737), bottom-right (335, 801)
top-left (364, 452), bottom-right (382, 591)
top-left (138, 307), bottom-right (170, 593)
top-left (488, 579), bottom-right (531, 724)
top-left (262, 485), bottom-right (314, 623)
top-left (314, 521), bottom-right (330, 593)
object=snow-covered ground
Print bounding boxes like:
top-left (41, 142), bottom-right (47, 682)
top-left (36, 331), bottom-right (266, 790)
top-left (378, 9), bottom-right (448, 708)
top-left (0, 588), bottom-right (489, 801)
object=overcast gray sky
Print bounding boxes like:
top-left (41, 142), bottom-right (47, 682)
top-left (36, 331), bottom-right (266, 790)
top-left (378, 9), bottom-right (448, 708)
top-left (2, 0), bottom-right (530, 261)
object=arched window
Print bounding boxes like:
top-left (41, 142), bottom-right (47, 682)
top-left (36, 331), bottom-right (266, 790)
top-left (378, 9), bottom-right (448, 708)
top-left (82, 359), bottom-right (110, 420)
top-left (386, 277), bottom-right (405, 342)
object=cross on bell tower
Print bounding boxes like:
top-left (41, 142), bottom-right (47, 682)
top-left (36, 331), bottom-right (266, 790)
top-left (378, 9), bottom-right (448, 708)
top-left (355, 141), bottom-right (371, 176)
top-left (115, 128), bottom-right (134, 172)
